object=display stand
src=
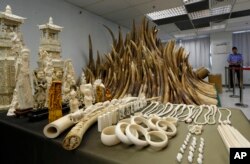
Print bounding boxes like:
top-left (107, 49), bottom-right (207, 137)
top-left (235, 67), bottom-right (248, 108)
top-left (225, 67), bottom-right (232, 92)
top-left (14, 108), bottom-right (33, 117)
top-left (229, 67), bottom-right (239, 98)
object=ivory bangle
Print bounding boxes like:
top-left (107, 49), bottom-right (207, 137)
top-left (148, 117), bottom-right (162, 130)
top-left (163, 117), bottom-right (178, 126)
top-left (125, 124), bottom-right (148, 147)
top-left (115, 122), bottom-right (137, 145)
top-left (101, 126), bottom-right (121, 146)
top-left (156, 120), bottom-right (177, 137)
top-left (43, 114), bottom-right (75, 138)
top-left (131, 116), bottom-right (151, 131)
top-left (145, 131), bottom-right (168, 151)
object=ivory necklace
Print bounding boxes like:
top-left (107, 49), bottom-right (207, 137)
top-left (157, 103), bottom-right (174, 117)
top-left (185, 106), bottom-right (200, 123)
top-left (217, 107), bottom-right (232, 125)
top-left (140, 101), bottom-right (157, 114)
top-left (167, 104), bottom-right (185, 118)
top-left (142, 102), bottom-right (160, 117)
top-left (193, 105), bottom-right (218, 125)
top-left (205, 105), bottom-right (218, 125)
top-left (193, 105), bottom-right (208, 125)
top-left (180, 105), bottom-right (195, 122)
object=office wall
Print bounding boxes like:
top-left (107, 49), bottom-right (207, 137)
top-left (1, 0), bottom-right (129, 76)
top-left (210, 32), bottom-right (232, 85)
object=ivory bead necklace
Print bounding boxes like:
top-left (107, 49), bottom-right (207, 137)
top-left (185, 106), bottom-right (200, 124)
top-left (157, 103), bottom-right (174, 117)
top-left (193, 105), bottom-right (217, 125)
top-left (143, 102), bottom-right (160, 117)
top-left (217, 107), bottom-right (232, 125)
top-left (167, 104), bottom-right (185, 118)
top-left (140, 101), bottom-right (158, 115)
top-left (173, 104), bottom-right (187, 118)
top-left (181, 105), bottom-right (196, 122)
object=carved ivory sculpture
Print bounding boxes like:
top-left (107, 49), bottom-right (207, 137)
top-left (60, 60), bottom-right (75, 103)
top-left (44, 53), bottom-right (54, 107)
top-left (80, 83), bottom-right (94, 108)
top-left (93, 79), bottom-right (105, 103)
top-left (48, 81), bottom-right (62, 123)
top-left (8, 48), bottom-right (33, 115)
top-left (69, 89), bottom-right (79, 113)
top-left (33, 69), bottom-right (47, 109)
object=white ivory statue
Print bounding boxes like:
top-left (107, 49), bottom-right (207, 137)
top-left (62, 60), bottom-right (76, 102)
top-left (44, 53), bottom-right (54, 107)
top-left (33, 69), bottom-right (47, 109)
top-left (15, 48), bottom-right (33, 110)
top-left (69, 89), bottom-right (79, 113)
top-left (80, 83), bottom-right (94, 108)
top-left (81, 72), bottom-right (86, 85)
top-left (7, 89), bottom-right (18, 116)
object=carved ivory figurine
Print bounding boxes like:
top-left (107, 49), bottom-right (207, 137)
top-left (93, 79), bottom-right (105, 103)
top-left (69, 89), bottom-right (79, 113)
top-left (17, 48), bottom-right (33, 110)
top-left (80, 83), bottom-right (94, 108)
top-left (62, 60), bottom-right (76, 102)
top-left (9, 48), bottom-right (33, 114)
top-left (33, 69), bottom-right (47, 109)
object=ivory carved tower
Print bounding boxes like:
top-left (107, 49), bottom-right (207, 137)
top-left (0, 5), bottom-right (25, 109)
top-left (38, 17), bottom-right (64, 72)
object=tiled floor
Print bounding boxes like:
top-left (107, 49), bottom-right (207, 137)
top-left (219, 86), bottom-right (250, 120)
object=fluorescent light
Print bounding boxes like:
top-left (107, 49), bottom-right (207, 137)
top-left (146, 6), bottom-right (187, 20)
top-left (197, 24), bottom-right (226, 32)
top-left (174, 32), bottom-right (196, 38)
top-left (183, 0), bottom-right (204, 5)
top-left (233, 30), bottom-right (250, 34)
top-left (189, 5), bottom-right (232, 20)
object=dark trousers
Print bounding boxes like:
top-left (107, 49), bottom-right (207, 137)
top-left (229, 65), bottom-right (241, 88)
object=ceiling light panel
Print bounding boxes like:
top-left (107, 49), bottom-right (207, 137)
top-left (189, 5), bottom-right (232, 20)
top-left (146, 6), bottom-right (187, 20)
top-left (211, 5), bottom-right (232, 16)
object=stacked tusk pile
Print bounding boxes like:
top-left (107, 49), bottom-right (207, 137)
top-left (83, 18), bottom-right (217, 105)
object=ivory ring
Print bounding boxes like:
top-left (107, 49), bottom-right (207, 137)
top-left (101, 126), bottom-right (121, 146)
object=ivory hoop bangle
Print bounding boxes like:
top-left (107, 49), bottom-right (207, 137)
top-left (125, 124), bottom-right (148, 147)
top-left (156, 120), bottom-right (177, 137)
top-left (101, 126), bottom-right (121, 146)
top-left (145, 131), bottom-right (168, 150)
top-left (163, 117), bottom-right (178, 126)
top-left (148, 116), bottom-right (163, 130)
top-left (131, 116), bottom-right (151, 131)
top-left (115, 122), bottom-right (138, 145)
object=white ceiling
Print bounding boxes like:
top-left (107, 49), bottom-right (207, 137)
top-left (65, 0), bottom-right (250, 39)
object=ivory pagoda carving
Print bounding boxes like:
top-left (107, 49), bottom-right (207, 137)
top-left (0, 5), bottom-right (26, 109)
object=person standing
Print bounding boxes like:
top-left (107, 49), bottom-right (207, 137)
top-left (227, 47), bottom-right (243, 88)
